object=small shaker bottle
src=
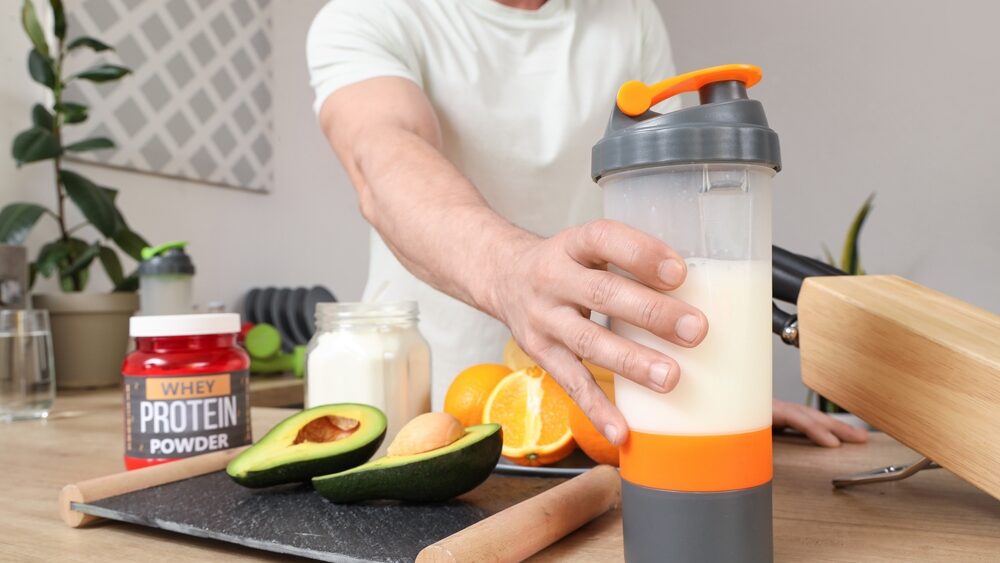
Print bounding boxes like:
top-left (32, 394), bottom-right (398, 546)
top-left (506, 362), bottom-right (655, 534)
top-left (138, 241), bottom-right (195, 316)
top-left (591, 64), bottom-right (781, 563)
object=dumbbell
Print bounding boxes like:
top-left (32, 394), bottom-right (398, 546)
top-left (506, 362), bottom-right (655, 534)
top-left (245, 323), bottom-right (305, 378)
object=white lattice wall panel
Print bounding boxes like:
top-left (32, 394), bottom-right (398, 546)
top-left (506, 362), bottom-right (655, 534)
top-left (63, 0), bottom-right (274, 193)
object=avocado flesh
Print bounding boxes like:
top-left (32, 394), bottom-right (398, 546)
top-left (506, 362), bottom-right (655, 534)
top-left (227, 403), bottom-right (386, 488)
top-left (312, 423), bottom-right (502, 503)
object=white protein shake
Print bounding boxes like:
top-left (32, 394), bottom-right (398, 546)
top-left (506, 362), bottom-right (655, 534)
top-left (613, 258), bottom-right (772, 436)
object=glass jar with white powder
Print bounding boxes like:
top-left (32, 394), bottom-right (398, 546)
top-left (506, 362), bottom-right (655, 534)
top-left (305, 302), bottom-right (430, 455)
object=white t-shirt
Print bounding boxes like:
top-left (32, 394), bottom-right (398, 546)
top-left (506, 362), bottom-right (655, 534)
top-left (307, 0), bottom-right (676, 408)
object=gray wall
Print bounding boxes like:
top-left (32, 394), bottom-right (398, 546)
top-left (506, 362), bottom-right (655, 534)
top-left (4, 1), bottom-right (996, 403)
top-left (658, 0), bottom-right (1000, 402)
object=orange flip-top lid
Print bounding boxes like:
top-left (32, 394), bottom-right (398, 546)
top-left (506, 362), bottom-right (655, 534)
top-left (616, 63), bottom-right (762, 117)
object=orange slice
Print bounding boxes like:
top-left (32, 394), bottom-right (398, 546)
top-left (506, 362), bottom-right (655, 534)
top-left (482, 366), bottom-right (576, 466)
top-left (443, 363), bottom-right (512, 427)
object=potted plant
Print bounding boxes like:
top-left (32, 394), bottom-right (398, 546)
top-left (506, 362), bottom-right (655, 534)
top-left (0, 0), bottom-right (148, 388)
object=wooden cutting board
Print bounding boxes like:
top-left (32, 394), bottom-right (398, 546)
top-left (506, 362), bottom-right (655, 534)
top-left (60, 448), bottom-right (620, 563)
top-left (71, 471), bottom-right (555, 562)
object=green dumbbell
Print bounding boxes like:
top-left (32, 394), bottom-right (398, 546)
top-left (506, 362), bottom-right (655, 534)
top-left (245, 323), bottom-right (306, 378)
top-left (245, 323), bottom-right (282, 359)
top-left (251, 345), bottom-right (306, 378)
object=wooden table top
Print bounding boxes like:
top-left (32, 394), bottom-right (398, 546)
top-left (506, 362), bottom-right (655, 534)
top-left (2, 392), bottom-right (998, 562)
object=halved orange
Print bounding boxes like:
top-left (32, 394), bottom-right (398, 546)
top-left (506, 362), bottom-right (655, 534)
top-left (482, 366), bottom-right (576, 466)
top-left (443, 363), bottom-right (512, 427)
top-left (502, 336), bottom-right (535, 371)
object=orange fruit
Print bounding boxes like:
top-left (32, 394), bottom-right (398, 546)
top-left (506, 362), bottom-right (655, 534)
top-left (568, 377), bottom-right (619, 466)
top-left (502, 336), bottom-right (535, 371)
top-left (443, 364), bottom-right (512, 427)
top-left (482, 366), bottom-right (576, 466)
top-left (504, 336), bottom-right (616, 384)
top-left (583, 360), bottom-right (615, 384)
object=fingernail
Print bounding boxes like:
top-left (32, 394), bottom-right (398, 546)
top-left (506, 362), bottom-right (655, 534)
top-left (650, 362), bottom-right (671, 389)
top-left (603, 424), bottom-right (620, 445)
top-left (675, 314), bottom-right (703, 343)
top-left (658, 259), bottom-right (684, 286)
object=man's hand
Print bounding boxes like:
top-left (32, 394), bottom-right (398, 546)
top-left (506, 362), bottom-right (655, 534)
top-left (772, 399), bottom-right (868, 447)
top-left (486, 219), bottom-right (709, 446)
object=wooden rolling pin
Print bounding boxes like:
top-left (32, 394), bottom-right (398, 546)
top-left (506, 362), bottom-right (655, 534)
top-left (417, 465), bottom-right (621, 563)
top-left (59, 446), bottom-right (247, 528)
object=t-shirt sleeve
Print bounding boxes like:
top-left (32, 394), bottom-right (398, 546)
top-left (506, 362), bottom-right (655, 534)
top-left (635, 0), bottom-right (680, 112)
top-left (306, 0), bottom-right (422, 114)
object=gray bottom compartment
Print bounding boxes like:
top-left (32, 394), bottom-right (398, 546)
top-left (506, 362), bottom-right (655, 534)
top-left (622, 479), bottom-right (773, 563)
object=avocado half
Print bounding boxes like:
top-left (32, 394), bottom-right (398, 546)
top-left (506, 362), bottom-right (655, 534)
top-left (227, 403), bottom-right (386, 488)
top-left (312, 423), bottom-right (502, 503)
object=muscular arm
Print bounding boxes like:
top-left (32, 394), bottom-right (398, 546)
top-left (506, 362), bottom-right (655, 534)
top-left (317, 77), bottom-right (866, 448)
top-left (318, 77), bottom-right (528, 314)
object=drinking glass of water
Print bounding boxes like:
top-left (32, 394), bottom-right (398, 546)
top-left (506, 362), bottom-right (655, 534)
top-left (1, 309), bottom-right (56, 421)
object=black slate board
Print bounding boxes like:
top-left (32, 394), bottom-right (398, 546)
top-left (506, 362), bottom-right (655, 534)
top-left (73, 471), bottom-right (563, 563)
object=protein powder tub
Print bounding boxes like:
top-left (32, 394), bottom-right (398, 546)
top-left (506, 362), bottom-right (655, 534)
top-left (122, 313), bottom-right (251, 470)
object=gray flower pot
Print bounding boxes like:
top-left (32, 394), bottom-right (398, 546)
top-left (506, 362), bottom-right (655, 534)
top-left (32, 292), bottom-right (138, 389)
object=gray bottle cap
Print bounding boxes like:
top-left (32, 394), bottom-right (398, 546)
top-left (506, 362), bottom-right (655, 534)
top-left (138, 247), bottom-right (195, 276)
top-left (592, 80), bottom-right (781, 181)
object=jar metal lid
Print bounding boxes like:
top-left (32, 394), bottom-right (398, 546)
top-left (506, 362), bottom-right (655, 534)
top-left (130, 313), bottom-right (240, 337)
top-left (315, 301), bottom-right (418, 328)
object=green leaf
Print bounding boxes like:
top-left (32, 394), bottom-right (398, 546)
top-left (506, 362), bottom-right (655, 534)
top-left (113, 226), bottom-right (149, 261)
top-left (49, 0), bottom-right (65, 40)
top-left (0, 203), bottom-right (49, 244)
top-left (35, 241), bottom-right (69, 276)
top-left (28, 262), bottom-right (38, 289)
top-left (60, 169), bottom-right (120, 237)
top-left (67, 36), bottom-right (112, 52)
top-left (59, 238), bottom-right (91, 291)
top-left (98, 245), bottom-right (124, 285)
top-left (72, 64), bottom-right (130, 83)
top-left (100, 185), bottom-right (118, 202)
top-left (840, 193), bottom-right (875, 276)
top-left (60, 268), bottom-right (88, 292)
top-left (820, 244), bottom-right (836, 268)
top-left (31, 104), bottom-right (53, 130)
top-left (62, 241), bottom-right (101, 276)
top-left (56, 102), bottom-right (88, 124)
top-left (28, 49), bottom-right (56, 88)
top-left (114, 269), bottom-right (139, 292)
top-left (64, 137), bottom-right (114, 152)
top-left (21, 0), bottom-right (49, 58)
top-left (12, 127), bottom-right (61, 166)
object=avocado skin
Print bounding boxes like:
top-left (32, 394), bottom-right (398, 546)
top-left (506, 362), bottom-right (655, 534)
top-left (229, 429), bottom-right (386, 488)
top-left (312, 426), bottom-right (502, 503)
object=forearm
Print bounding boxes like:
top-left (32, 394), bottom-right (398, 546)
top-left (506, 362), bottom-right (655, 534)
top-left (349, 123), bottom-right (536, 316)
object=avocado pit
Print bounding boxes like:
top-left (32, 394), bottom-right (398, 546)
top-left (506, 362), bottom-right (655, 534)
top-left (294, 415), bottom-right (360, 445)
top-left (387, 412), bottom-right (465, 456)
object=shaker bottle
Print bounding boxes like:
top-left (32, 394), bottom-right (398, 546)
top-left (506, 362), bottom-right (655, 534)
top-left (138, 241), bottom-right (195, 316)
top-left (591, 64), bottom-right (781, 563)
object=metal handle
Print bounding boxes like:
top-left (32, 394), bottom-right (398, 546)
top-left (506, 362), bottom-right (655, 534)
top-left (773, 245), bottom-right (845, 304)
top-left (772, 303), bottom-right (799, 347)
top-left (832, 457), bottom-right (941, 488)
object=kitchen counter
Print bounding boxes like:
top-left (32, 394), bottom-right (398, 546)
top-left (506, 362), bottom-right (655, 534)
top-left (2, 392), bottom-right (998, 562)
